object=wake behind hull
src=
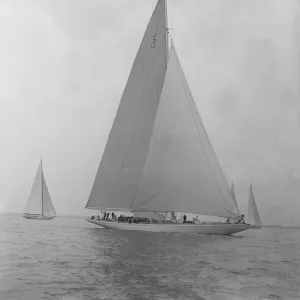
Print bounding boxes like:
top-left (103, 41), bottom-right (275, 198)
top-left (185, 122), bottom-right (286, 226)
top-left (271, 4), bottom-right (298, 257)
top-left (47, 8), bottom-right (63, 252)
top-left (86, 219), bottom-right (252, 235)
top-left (23, 214), bottom-right (55, 220)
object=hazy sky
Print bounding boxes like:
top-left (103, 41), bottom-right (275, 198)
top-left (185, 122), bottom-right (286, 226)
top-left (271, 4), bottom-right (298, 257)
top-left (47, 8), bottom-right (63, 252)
top-left (0, 0), bottom-right (299, 225)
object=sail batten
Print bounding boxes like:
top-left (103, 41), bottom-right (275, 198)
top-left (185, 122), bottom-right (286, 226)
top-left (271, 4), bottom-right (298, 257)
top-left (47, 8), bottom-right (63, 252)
top-left (86, 0), bottom-right (168, 210)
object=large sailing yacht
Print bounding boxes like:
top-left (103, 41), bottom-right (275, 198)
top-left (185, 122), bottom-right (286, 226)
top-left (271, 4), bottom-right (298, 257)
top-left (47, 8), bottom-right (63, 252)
top-left (85, 0), bottom-right (252, 235)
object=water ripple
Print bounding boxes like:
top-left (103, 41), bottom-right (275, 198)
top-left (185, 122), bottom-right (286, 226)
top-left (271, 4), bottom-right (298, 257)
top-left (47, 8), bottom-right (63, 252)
top-left (0, 214), bottom-right (299, 299)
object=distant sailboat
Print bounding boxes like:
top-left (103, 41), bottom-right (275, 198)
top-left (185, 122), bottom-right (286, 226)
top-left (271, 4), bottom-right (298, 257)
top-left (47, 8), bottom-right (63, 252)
top-left (85, 0), bottom-right (251, 235)
top-left (230, 182), bottom-right (241, 216)
top-left (247, 183), bottom-right (262, 229)
top-left (23, 159), bottom-right (56, 220)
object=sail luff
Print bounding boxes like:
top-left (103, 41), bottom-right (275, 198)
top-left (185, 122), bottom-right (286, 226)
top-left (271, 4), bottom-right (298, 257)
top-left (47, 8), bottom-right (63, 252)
top-left (130, 43), bottom-right (238, 218)
top-left (86, 0), bottom-right (168, 211)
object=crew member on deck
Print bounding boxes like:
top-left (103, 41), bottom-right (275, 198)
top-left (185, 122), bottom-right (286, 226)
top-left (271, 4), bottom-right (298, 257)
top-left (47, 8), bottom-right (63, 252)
top-left (183, 214), bottom-right (187, 223)
top-left (236, 214), bottom-right (245, 224)
top-left (241, 214), bottom-right (245, 224)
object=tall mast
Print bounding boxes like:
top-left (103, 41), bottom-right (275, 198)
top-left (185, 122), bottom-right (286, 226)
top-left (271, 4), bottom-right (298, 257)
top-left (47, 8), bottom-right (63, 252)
top-left (41, 157), bottom-right (44, 216)
top-left (165, 0), bottom-right (169, 60)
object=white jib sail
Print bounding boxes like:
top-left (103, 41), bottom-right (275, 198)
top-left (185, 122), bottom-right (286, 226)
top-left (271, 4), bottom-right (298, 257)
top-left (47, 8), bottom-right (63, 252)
top-left (130, 42), bottom-right (238, 219)
top-left (231, 182), bottom-right (241, 216)
top-left (41, 171), bottom-right (56, 217)
top-left (247, 183), bottom-right (262, 227)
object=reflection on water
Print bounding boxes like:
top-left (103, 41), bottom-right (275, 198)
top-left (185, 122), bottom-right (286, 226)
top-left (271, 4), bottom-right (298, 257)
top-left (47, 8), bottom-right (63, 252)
top-left (0, 213), bottom-right (299, 299)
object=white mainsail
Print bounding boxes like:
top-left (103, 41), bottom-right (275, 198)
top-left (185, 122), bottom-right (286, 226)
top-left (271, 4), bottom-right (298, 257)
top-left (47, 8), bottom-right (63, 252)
top-left (86, 0), bottom-right (238, 220)
top-left (247, 183), bottom-right (262, 228)
top-left (25, 160), bottom-right (43, 215)
top-left (230, 182), bottom-right (241, 216)
top-left (86, 0), bottom-right (168, 211)
top-left (25, 159), bottom-right (56, 218)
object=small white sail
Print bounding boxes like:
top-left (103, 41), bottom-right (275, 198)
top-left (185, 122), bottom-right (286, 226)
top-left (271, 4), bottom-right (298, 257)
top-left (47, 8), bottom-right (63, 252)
top-left (230, 182), bottom-right (241, 216)
top-left (86, 0), bottom-right (168, 211)
top-left (247, 183), bottom-right (262, 228)
top-left (130, 42), bottom-right (238, 219)
top-left (25, 161), bottom-right (43, 215)
top-left (41, 171), bottom-right (56, 217)
top-left (24, 159), bottom-right (56, 219)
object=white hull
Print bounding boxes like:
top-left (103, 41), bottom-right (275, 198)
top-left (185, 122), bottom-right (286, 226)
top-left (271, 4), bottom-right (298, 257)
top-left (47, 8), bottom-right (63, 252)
top-left (86, 219), bottom-right (252, 235)
top-left (23, 214), bottom-right (55, 220)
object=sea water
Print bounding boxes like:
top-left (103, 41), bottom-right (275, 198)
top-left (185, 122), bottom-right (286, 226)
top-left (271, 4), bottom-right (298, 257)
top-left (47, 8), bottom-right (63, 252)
top-left (0, 213), bottom-right (299, 300)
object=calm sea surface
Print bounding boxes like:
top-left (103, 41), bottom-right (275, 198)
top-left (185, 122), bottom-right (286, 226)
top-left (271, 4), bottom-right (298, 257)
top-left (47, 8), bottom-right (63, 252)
top-left (0, 213), bottom-right (299, 300)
